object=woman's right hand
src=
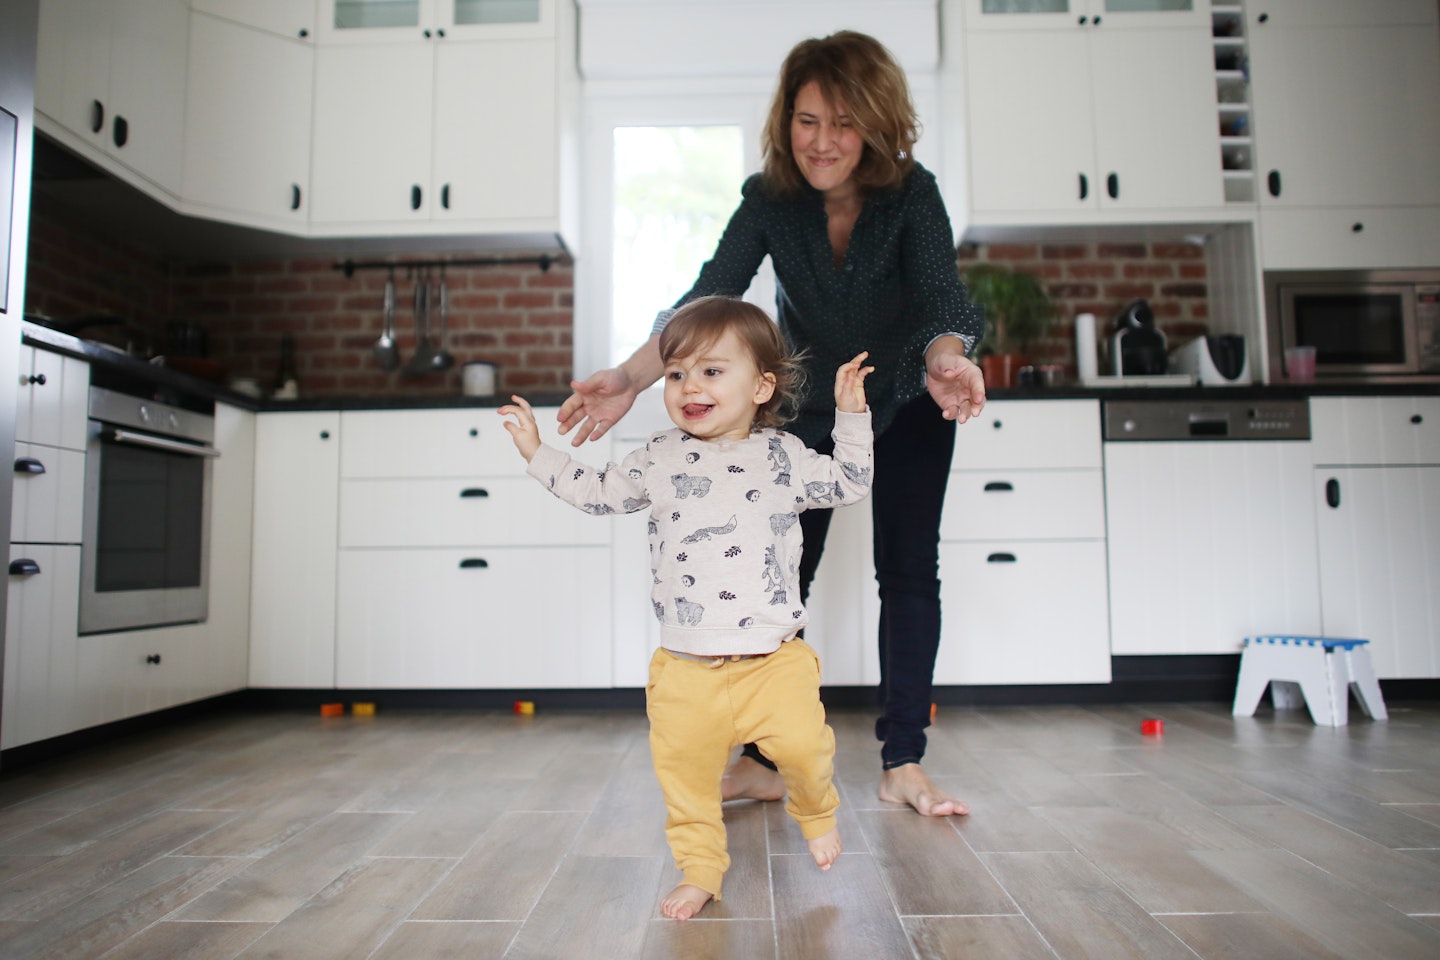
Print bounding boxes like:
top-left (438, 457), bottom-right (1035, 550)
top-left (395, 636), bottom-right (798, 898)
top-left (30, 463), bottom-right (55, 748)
top-left (557, 366), bottom-right (638, 446)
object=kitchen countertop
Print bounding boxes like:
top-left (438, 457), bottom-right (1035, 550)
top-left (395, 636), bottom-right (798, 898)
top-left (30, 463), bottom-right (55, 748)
top-left (22, 322), bottom-right (1439, 413)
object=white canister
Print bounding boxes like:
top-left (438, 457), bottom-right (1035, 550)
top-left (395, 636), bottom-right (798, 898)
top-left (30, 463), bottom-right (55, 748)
top-left (462, 361), bottom-right (497, 397)
top-left (1074, 313), bottom-right (1098, 383)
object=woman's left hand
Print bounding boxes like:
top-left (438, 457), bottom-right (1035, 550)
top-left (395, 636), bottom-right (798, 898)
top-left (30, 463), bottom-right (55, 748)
top-left (924, 337), bottom-right (986, 423)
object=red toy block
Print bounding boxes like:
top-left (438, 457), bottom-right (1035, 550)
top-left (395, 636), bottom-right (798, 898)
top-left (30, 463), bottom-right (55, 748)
top-left (1141, 718), bottom-right (1164, 736)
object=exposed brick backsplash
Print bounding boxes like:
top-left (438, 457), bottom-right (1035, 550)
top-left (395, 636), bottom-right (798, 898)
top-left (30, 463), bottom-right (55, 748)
top-left (958, 240), bottom-right (1208, 376)
top-left (26, 198), bottom-right (1206, 395)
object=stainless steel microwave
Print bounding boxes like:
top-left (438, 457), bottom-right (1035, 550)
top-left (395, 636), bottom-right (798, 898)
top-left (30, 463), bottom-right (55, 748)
top-left (1267, 269), bottom-right (1440, 379)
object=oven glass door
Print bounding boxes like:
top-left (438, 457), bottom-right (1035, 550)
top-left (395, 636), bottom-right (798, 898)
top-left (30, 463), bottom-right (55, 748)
top-left (80, 422), bottom-right (216, 634)
top-left (1284, 284), bottom-right (1417, 374)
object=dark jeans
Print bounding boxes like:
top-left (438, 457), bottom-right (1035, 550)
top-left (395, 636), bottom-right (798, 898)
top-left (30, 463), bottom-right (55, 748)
top-left (744, 393), bottom-right (956, 770)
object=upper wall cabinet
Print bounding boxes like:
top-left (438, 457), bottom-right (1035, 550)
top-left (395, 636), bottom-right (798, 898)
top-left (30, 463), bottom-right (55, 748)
top-left (35, 0), bottom-right (189, 197)
top-left (956, 0), bottom-right (1224, 227)
top-left (1246, 0), bottom-right (1440, 269)
top-left (181, 12), bottom-right (315, 231)
top-left (317, 0), bottom-right (554, 43)
top-left (190, 0), bottom-right (318, 40)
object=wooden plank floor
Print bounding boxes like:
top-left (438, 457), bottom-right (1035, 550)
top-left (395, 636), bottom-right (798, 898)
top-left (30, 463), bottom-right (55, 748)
top-left (2, 700), bottom-right (1440, 959)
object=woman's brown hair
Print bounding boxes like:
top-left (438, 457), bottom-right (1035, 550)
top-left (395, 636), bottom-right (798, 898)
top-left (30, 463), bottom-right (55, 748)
top-left (761, 30), bottom-right (919, 195)
top-left (659, 297), bottom-right (807, 431)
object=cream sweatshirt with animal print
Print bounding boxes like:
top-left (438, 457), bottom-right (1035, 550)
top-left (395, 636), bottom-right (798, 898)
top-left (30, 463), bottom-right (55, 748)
top-left (526, 410), bottom-right (873, 657)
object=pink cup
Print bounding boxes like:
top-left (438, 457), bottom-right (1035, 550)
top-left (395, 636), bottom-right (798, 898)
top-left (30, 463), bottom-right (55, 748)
top-left (1285, 346), bottom-right (1317, 382)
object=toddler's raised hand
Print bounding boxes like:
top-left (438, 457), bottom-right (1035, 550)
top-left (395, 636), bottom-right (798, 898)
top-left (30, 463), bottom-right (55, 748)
top-left (834, 352), bottom-right (874, 414)
top-left (498, 395), bottom-right (542, 462)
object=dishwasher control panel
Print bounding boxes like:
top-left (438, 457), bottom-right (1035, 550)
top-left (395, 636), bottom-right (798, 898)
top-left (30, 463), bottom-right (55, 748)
top-left (1103, 398), bottom-right (1311, 441)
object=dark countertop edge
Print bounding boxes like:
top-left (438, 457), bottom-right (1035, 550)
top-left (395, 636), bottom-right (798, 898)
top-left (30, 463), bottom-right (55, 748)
top-left (21, 324), bottom-right (1438, 412)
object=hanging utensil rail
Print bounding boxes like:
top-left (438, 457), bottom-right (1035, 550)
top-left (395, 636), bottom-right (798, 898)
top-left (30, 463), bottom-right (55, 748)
top-left (334, 254), bottom-right (560, 277)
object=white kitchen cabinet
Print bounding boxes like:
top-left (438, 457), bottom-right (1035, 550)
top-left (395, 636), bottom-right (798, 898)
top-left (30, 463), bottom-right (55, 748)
top-left (316, 0), bottom-right (553, 42)
top-left (3, 545), bottom-right (81, 749)
top-left (309, 35), bottom-right (561, 235)
top-left (935, 399), bottom-right (1111, 684)
top-left (34, 0), bottom-right (189, 197)
top-left (335, 406), bottom-right (612, 689)
top-left (1310, 396), bottom-right (1440, 679)
top-left (181, 12), bottom-right (315, 231)
top-left (9, 444), bottom-right (85, 544)
top-left (249, 411), bottom-right (340, 688)
top-left (958, 2), bottom-right (1223, 224)
top-left (1247, 0), bottom-right (1440, 268)
top-left (15, 344), bottom-right (89, 453)
top-left (1105, 439), bottom-right (1321, 656)
top-left (204, 402), bottom-right (256, 696)
top-left (190, 0), bottom-right (318, 40)
top-left (961, 0), bottom-right (1211, 31)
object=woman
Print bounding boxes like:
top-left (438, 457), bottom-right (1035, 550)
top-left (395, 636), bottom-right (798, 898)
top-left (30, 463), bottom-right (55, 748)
top-left (559, 31), bottom-right (985, 817)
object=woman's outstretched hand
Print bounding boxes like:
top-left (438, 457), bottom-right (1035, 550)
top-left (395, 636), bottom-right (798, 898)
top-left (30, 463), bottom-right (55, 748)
top-left (924, 338), bottom-right (986, 423)
top-left (498, 395), bottom-right (542, 462)
top-left (835, 351), bottom-right (874, 414)
top-left (556, 367), bottom-right (637, 446)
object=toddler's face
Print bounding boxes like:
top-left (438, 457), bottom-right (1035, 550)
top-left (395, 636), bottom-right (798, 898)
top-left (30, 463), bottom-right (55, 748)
top-left (662, 329), bottom-right (776, 442)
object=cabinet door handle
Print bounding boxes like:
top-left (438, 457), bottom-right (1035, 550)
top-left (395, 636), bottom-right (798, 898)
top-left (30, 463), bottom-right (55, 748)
top-left (1267, 169), bottom-right (1281, 197)
top-left (1325, 478), bottom-right (1341, 509)
top-left (291, 183), bottom-right (302, 210)
top-left (459, 558), bottom-right (489, 569)
top-left (983, 481), bottom-right (1013, 492)
top-left (441, 183), bottom-right (450, 209)
top-left (986, 553), bottom-right (1017, 564)
top-left (1412, 414), bottom-right (1424, 424)
top-left (13, 457), bottom-right (46, 474)
top-left (319, 430), bottom-right (331, 440)
top-left (1092, 15), bottom-right (1102, 25)
top-left (1078, 172), bottom-right (1088, 200)
top-left (113, 114), bottom-right (128, 148)
top-left (27, 372), bottom-right (47, 386)
top-left (410, 184), bottom-right (422, 210)
top-left (1106, 172), bottom-right (1119, 199)
top-left (1257, 12), bottom-right (1269, 24)
top-left (1078, 15), bottom-right (1087, 25)
top-left (90, 99), bottom-right (104, 133)
top-left (145, 653), bottom-right (162, 665)
top-left (298, 27), bottom-right (309, 38)
top-left (1351, 222), bottom-right (1364, 233)
top-left (460, 487), bottom-right (490, 498)
top-left (9, 558), bottom-right (41, 576)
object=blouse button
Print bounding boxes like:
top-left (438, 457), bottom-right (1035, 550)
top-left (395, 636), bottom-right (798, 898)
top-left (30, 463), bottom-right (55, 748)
top-left (844, 263), bottom-right (854, 273)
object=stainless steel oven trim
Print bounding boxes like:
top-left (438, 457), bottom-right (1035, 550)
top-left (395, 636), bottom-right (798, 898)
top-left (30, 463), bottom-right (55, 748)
top-left (79, 397), bottom-right (217, 636)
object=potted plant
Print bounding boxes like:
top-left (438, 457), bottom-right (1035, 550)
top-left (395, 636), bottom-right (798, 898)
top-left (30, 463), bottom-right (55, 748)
top-left (963, 262), bottom-right (1057, 388)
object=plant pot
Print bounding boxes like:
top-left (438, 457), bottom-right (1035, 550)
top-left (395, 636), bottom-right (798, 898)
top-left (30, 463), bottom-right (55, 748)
top-left (981, 353), bottom-right (1028, 389)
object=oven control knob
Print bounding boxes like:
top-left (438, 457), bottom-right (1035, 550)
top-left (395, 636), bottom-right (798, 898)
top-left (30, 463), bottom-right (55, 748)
top-left (138, 404), bottom-right (151, 423)
top-left (168, 412), bottom-right (180, 430)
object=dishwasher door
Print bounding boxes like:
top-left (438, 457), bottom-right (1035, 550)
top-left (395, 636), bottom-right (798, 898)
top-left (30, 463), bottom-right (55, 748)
top-left (1103, 399), bottom-right (1322, 656)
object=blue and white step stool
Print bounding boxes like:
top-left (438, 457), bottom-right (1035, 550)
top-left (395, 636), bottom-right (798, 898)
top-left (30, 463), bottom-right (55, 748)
top-left (1232, 636), bottom-right (1388, 727)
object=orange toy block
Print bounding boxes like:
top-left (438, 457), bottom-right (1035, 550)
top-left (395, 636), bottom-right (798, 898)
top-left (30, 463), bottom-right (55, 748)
top-left (319, 702), bottom-right (344, 717)
top-left (513, 700), bottom-right (535, 715)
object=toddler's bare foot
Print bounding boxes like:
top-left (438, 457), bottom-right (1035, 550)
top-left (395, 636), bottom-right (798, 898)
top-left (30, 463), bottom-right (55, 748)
top-left (878, 764), bottom-right (970, 817)
top-left (660, 884), bottom-right (713, 921)
top-left (807, 827), bottom-right (842, 870)
top-left (721, 754), bottom-right (786, 802)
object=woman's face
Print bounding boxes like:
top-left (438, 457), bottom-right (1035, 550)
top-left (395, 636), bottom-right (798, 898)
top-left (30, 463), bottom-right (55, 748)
top-left (790, 81), bottom-right (864, 199)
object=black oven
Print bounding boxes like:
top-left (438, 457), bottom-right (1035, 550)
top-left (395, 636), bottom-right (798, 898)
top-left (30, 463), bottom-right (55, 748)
top-left (80, 385), bottom-right (219, 634)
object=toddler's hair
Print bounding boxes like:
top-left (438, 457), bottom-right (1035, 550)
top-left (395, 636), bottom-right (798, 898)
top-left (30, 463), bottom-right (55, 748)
top-left (659, 296), bottom-right (806, 431)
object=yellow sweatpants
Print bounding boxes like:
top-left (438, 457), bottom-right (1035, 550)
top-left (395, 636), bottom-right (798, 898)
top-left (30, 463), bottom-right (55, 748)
top-left (645, 638), bottom-right (839, 900)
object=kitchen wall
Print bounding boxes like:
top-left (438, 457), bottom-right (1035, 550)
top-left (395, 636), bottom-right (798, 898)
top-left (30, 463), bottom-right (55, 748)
top-left (26, 195), bottom-right (1208, 393)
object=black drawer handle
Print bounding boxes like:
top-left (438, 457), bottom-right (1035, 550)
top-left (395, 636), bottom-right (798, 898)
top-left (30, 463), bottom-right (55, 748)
top-left (1078, 172), bottom-right (1088, 200)
top-left (1412, 414), bottom-right (1424, 424)
top-left (991, 419), bottom-right (1002, 430)
top-left (145, 653), bottom-right (162, 665)
top-left (291, 183), bottom-right (302, 210)
top-left (298, 27), bottom-right (309, 38)
top-left (112, 114), bottom-right (128, 148)
top-left (1106, 172), bottom-right (1119, 199)
top-left (459, 558), bottom-right (489, 569)
top-left (986, 553), bottom-right (1017, 564)
top-left (1267, 169), bottom-right (1281, 197)
top-left (441, 183), bottom-right (450, 209)
top-left (460, 488), bottom-right (490, 498)
top-left (27, 373), bottom-right (47, 386)
top-left (983, 481), bottom-right (1013, 492)
top-left (90, 99), bottom-right (105, 133)
top-left (14, 457), bottom-right (46, 474)
top-left (1351, 222), bottom-right (1363, 233)
top-left (410, 184), bottom-right (422, 210)
top-left (9, 558), bottom-right (41, 576)
top-left (320, 430), bottom-right (331, 440)
top-left (1325, 478), bottom-right (1341, 509)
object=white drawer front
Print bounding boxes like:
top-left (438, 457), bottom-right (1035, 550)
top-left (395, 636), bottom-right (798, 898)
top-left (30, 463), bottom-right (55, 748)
top-left (9, 444), bottom-right (85, 544)
top-left (339, 477), bottom-right (613, 548)
top-left (952, 400), bottom-right (1102, 470)
top-left (1311, 396), bottom-right (1440, 466)
top-left (340, 407), bottom-right (608, 479)
top-left (934, 540), bottom-right (1111, 685)
top-left (336, 546), bottom-right (613, 689)
top-left (941, 470), bottom-right (1105, 541)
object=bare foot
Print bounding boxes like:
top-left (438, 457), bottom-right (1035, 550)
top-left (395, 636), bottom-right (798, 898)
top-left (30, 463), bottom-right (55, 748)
top-left (721, 754), bottom-right (786, 802)
top-left (660, 884), bottom-right (713, 921)
top-left (878, 764), bottom-right (970, 817)
top-left (807, 827), bottom-right (842, 870)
